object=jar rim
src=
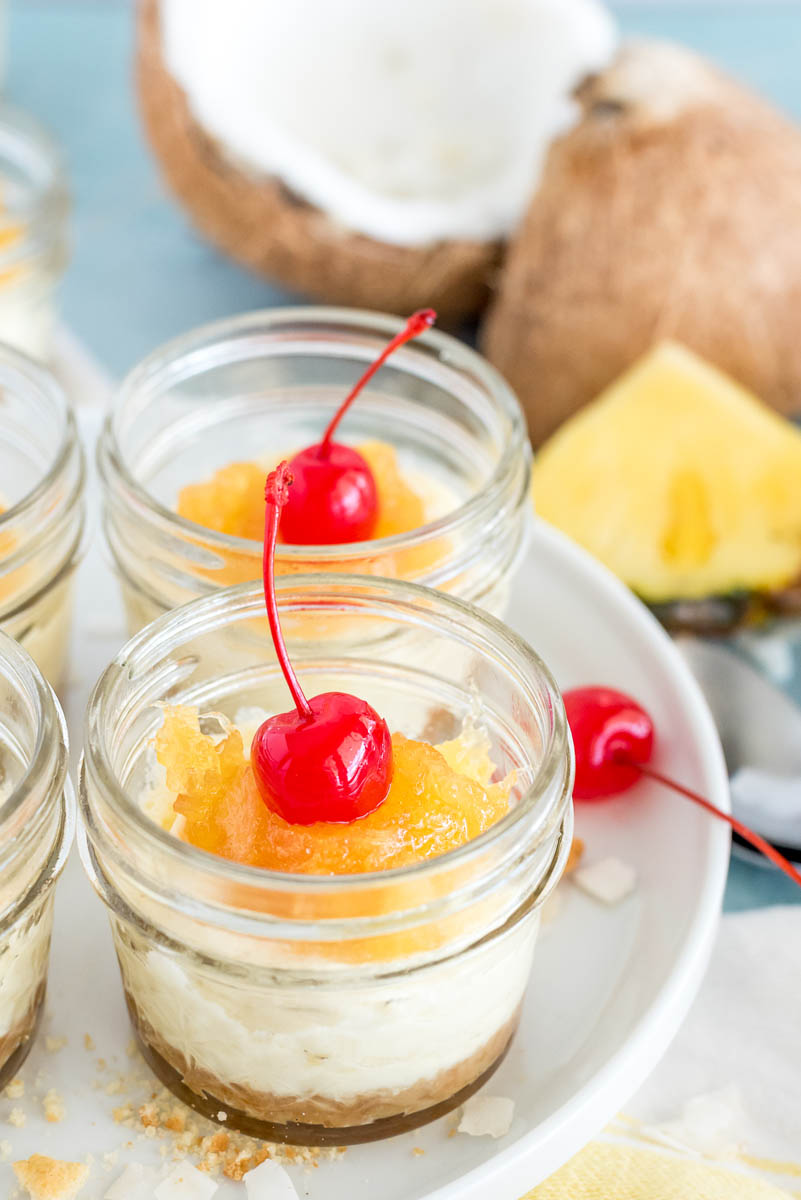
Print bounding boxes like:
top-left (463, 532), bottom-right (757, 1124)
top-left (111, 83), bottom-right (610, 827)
top-left (0, 103), bottom-right (69, 271)
top-left (0, 628), bottom-right (69, 837)
top-left (82, 573), bottom-right (571, 896)
top-left (100, 306), bottom-right (530, 561)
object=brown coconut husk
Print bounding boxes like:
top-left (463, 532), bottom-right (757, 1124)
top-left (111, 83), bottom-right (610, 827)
top-left (482, 41), bottom-right (801, 445)
top-left (136, 0), bottom-right (500, 321)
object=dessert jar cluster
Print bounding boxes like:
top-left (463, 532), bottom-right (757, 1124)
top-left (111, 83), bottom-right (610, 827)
top-left (0, 345), bottom-right (85, 687)
top-left (0, 630), bottom-right (73, 1087)
top-left (0, 105), bottom-right (69, 360)
top-left (79, 576), bottom-right (574, 1144)
top-left (98, 308), bottom-right (531, 632)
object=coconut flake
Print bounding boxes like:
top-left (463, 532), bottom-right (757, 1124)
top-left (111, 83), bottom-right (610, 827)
top-left (573, 856), bottom-right (637, 905)
top-left (154, 1163), bottom-right (218, 1200)
top-left (161, 0), bottom-right (616, 246)
top-left (105, 1164), bottom-right (159, 1200)
top-left (641, 1087), bottom-right (745, 1159)
top-left (244, 1159), bottom-right (299, 1199)
top-left (458, 1095), bottom-right (515, 1138)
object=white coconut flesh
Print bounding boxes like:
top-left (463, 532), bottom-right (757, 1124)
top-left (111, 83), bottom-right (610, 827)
top-left (160, 0), bottom-right (617, 247)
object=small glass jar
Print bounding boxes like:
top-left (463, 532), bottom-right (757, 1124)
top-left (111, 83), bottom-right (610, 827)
top-left (98, 308), bottom-right (531, 633)
top-left (80, 576), bottom-right (573, 1144)
top-left (0, 630), bottom-right (73, 1087)
top-left (0, 346), bottom-right (85, 686)
top-left (0, 106), bottom-right (69, 361)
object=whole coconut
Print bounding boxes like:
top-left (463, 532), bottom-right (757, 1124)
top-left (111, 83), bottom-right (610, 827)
top-left (482, 41), bottom-right (801, 444)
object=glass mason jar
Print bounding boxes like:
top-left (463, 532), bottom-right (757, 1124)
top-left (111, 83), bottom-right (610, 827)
top-left (0, 345), bottom-right (85, 687)
top-left (98, 308), bottom-right (531, 634)
top-left (0, 629), bottom-right (73, 1088)
top-left (0, 105), bottom-right (69, 361)
top-left (80, 576), bottom-right (573, 1145)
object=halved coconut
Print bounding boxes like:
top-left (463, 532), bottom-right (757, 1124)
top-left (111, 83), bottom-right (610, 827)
top-left (137, 0), bottom-right (616, 319)
top-left (483, 40), bottom-right (801, 443)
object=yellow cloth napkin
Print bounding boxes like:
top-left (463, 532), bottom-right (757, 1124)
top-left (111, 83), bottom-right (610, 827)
top-left (524, 1142), bottom-right (795, 1200)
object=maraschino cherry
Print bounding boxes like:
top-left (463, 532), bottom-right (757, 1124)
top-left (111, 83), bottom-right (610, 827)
top-left (280, 309), bottom-right (437, 545)
top-left (251, 462), bottom-right (393, 825)
top-left (564, 686), bottom-right (801, 889)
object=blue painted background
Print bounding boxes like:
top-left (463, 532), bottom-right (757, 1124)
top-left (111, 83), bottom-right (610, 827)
top-left (8, 0), bottom-right (801, 910)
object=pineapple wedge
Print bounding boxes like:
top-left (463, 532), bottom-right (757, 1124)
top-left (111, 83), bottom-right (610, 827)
top-left (534, 342), bottom-right (801, 602)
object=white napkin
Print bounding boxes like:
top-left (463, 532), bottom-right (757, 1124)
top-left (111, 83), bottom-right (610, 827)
top-left (626, 906), bottom-right (800, 1178)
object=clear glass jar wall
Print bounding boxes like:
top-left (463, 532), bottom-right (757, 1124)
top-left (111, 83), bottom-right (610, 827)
top-left (80, 576), bottom-right (573, 1144)
top-left (0, 630), bottom-right (73, 1087)
top-left (0, 345), bottom-right (85, 686)
top-left (98, 308), bottom-right (531, 632)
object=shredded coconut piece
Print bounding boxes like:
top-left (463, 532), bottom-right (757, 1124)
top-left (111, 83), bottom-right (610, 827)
top-left (104, 1162), bottom-right (158, 1200)
top-left (244, 1159), bottom-right (299, 1199)
top-left (8, 1106), bottom-right (26, 1127)
top-left (458, 1095), bottom-right (515, 1138)
top-left (573, 856), bottom-right (637, 905)
top-left (5, 1076), bottom-right (24, 1099)
top-left (641, 1086), bottom-right (745, 1158)
top-left (154, 1162), bottom-right (218, 1199)
top-left (45, 1036), bottom-right (68, 1053)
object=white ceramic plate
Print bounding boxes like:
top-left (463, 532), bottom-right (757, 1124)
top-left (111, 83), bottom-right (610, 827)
top-left (2, 411), bottom-right (729, 1200)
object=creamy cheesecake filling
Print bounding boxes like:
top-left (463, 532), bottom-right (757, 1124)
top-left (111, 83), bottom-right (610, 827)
top-left (112, 913), bottom-right (537, 1117)
top-left (130, 996), bottom-right (519, 1130)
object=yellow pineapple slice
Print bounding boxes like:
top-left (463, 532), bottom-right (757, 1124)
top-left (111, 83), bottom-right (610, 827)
top-left (534, 342), bottom-right (801, 602)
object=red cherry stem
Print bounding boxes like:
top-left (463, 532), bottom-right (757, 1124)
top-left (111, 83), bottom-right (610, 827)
top-left (262, 463), bottom-right (312, 720)
top-left (318, 309), bottom-right (437, 458)
top-left (619, 756), bottom-right (801, 889)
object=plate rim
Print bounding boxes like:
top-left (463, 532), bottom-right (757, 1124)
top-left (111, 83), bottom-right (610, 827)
top-left (424, 519), bottom-right (730, 1200)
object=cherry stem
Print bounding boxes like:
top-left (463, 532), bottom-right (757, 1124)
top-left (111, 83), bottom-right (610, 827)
top-left (263, 463), bottom-right (312, 721)
top-left (318, 309), bottom-right (437, 457)
top-left (623, 758), bottom-right (801, 889)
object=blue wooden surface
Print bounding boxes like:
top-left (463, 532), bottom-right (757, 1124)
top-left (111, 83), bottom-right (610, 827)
top-left (8, 1), bottom-right (801, 910)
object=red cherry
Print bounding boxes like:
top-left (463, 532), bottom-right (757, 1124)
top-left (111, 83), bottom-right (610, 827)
top-left (278, 443), bottom-right (377, 545)
top-left (563, 684), bottom-right (801, 889)
top-left (564, 686), bottom-right (654, 801)
top-left (251, 692), bottom-right (392, 825)
top-left (251, 462), bottom-right (393, 825)
top-left (281, 308), bottom-right (436, 546)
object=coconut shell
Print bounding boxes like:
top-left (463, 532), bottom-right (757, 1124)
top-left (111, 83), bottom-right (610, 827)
top-left (482, 41), bottom-right (801, 445)
top-left (136, 0), bottom-right (500, 321)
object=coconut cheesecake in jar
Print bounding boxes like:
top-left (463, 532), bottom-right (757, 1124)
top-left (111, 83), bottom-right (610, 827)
top-left (79, 568), bottom-right (572, 1144)
top-left (0, 346), bottom-right (85, 686)
top-left (0, 630), bottom-right (73, 1087)
top-left (98, 307), bottom-right (531, 633)
top-left (0, 106), bottom-right (69, 360)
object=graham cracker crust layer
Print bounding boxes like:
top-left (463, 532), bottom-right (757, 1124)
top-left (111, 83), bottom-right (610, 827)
top-left (125, 989), bottom-right (519, 1145)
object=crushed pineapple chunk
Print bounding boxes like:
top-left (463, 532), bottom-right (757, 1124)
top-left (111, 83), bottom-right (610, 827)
top-left (534, 342), bottom-right (801, 601)
top-left (153, 707), bottom-right (512, 876)
top-left (177, 441), bottom-right (425, 544)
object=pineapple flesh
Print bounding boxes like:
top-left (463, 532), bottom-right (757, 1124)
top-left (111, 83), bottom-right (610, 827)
top-left (533, 342), bottom-right (801, 602)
